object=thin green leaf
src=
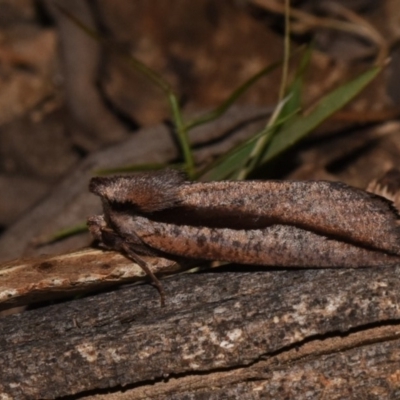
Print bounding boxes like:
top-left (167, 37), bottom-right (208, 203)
top-left (242, 46), bottom-right (311, 175)
top-left (280, 45), bottom-right (313, 117)
top-left (199, 107), bottom-right (297, 181)
top-left (261, 66), bottom-right (381, 163)
top-left (200, 142), bottom-right (257, 181)
top-left (185, 61), bottom-right (281, 131)
top-left (235, 96), bottom-right (292, 179)
top-left (168, 94), bottom-right (195, 178)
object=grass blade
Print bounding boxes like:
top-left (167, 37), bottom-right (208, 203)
top-left (186, 61), bottom-right (281, 131)
top-left (261, 66), bottom-right (382, 164)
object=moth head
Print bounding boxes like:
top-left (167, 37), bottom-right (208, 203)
top-left (89, 169), bottom-right (187, 213)
top-left (87, 215), bottom-right (106, 241)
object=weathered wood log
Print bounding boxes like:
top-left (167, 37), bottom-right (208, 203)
top-left (1, 265), bottom-right (400, 399)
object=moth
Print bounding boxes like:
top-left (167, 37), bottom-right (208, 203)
top-left (88, 169), bottom-right (400, 304)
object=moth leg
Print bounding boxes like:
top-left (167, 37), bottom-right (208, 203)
top-left (121, 242), bottom-right (166, 306)
top-left (88, 215), bottom-right (166, 305)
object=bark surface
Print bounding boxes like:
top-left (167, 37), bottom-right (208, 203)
top-left (1, 266), bottom-right (400, 399)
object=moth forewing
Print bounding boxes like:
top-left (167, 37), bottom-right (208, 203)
top-left (175, 180), bottom-right (400, 255)
top-left (128, 215), bottom-right (400, 268)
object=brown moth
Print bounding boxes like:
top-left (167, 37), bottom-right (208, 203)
top-left (88, 169), bottom-right (400, 304)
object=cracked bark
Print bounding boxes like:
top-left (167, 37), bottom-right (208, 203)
top-left (1, 265), bottom-right (400, 399)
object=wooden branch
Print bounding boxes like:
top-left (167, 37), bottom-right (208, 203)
top-left (1, 265), bottom-right (400, 399)
top-left (0, 249), bottom-right (185, 310)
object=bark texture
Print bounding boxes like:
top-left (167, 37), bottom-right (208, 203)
top-left (1, 266), bottom-right (400, 399)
